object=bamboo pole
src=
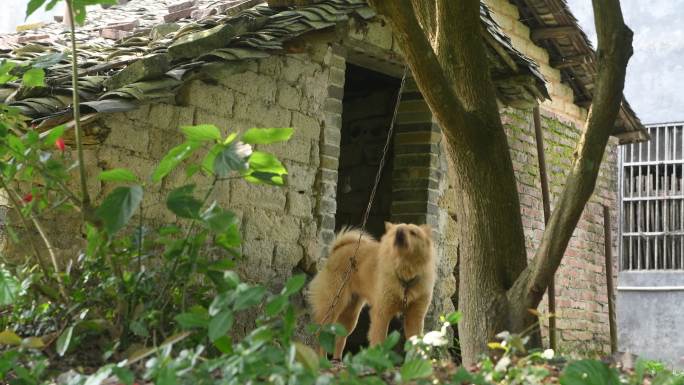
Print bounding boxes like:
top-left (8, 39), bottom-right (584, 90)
top-left (603, 204), bottom-right (618, 354)
top-left (533, 106), bottom-right (557, 350)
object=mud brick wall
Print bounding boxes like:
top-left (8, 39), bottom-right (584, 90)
top-left (2, 11), bottom-right (620, 353)
top-left (78, 42), bottom-right (347, 292)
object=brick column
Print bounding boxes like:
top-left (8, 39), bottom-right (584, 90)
top-left (390, 77), bottom-right (442, 231)
top-left (314, 44), bottom-right (346, 261)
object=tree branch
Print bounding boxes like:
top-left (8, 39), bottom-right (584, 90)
top-left (510, 0), bottom-right (634, 310)
top-left (365, 0), bottom-right (469, 135)
top-left (65, 0), bottom-right (92, 219)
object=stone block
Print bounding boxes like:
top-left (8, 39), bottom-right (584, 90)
top-left (291, 112), bottom-right (321, 139)
top-left (273, 242), bottom-right (305, 268)
top-left (233, 96), bottom-right (291, 127)
top-left (240, 239), bottom-right (275, 281)
top-left (123, 103), bottom-right (151, 122)
top-left (258, 56), bottom-right (283, 77)
top-left (231, 182), bottom-right (286, 211)
top-left (276, 82), bottom-right (302, 110)
top-left (147, 103), bottom-right (181, 130)
top-left (282, 56), bottom-right (320, 83)
top-left (217, 70), bottom-right (277, 103)
top-left (320, 144), bottom-right (340, 158)
top-left (263, 137), bottom-right (311, 164)
top-left (192, 109), bottom-right (232, 132)
top-left (328, 66), bottom-right (345, 88)
top-left (287, 191), bottom-right (313, 217)
top-left (244, 209), bottom-right (301, 244)
top-left (177, 80), bottom-right (235, 113)
top-left (102, 115), bottom-right (149, 154)
top-left (284, 162), bottom-right (317, 190)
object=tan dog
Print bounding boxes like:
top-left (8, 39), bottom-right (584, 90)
top-left (308, 222), bottom-right (436, 359)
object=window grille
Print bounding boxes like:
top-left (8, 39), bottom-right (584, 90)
top-left (620, 123), bottom-right (684, 270)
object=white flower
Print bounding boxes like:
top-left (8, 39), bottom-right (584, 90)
top-left (541, 349), bottom-right (555, 360)
top-left (494, 356), bottom-right (511, 372)
top-left (422, 331), bottom-right (448, 346)
top-left (408, 335), bottom-right (421, 345)
top-left (440, 322), bottom-right (450, 335)
top-left (235, 141), bottom-right (253, 158)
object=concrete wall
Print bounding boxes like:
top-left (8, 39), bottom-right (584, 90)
top-left (618, 272), bottom-right (684, 368)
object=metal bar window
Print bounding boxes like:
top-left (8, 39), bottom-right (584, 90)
top-left (620, 123), bottom-right (684, 271)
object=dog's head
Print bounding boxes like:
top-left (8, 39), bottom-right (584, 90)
top-left (382, 222), bottom-right (433, 261)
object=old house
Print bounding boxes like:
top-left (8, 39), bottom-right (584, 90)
top-left (0, 0), bottom-right (647, 353)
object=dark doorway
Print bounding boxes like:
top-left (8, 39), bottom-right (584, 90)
top-left (335, 63), bottom-right (401, 355)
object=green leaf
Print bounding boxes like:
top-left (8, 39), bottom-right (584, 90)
top-left (95, 185), bottom-right (144, 234)
top-left (248, 151), bottom-right (287, 174)
top-left (215, 223), bottom-right (241, 250)
top-left (175, 312), bottom-right (210, 330)
top-left (42, 125), bottom-right (65, 146)
top-left (207, 259), bottom-right (235, 272)
top-left (69, 0), bottom-right (117, 25)
top-left (26, 0), bottom-right (47, 18)
top-left (445, 311), bottom-right (462, 325)
top-left (0, 267), bottom-right (19, 306)
top-left (208, 310), bottom-right (233, 342)
top-left (56, 326), bottom-right (74, 356)
top-left (22, 68), bottom-right (45, 87)
top-left (319, 330), bottom-right (335, 354)
top-left (152, 141), bottom-right (201, 183)
top-left (401, 359), bottom-right (433, 382)
top-left (201, 206), bottom-right (237, 233)
top-left (112, 367), bottom-right (135, 385)
top-left (201, 144), bottom-right (222, 174)
top-left (98, 168), bottom-right (138, 183)
top-left (156, 365), bottom-right (177, 385)
top-left (283, 274), bottom-right (306, 296)
top-left (265, 295), bottom-right (288, 316)
top-left (181, 124), bottom-right (221, 142)
top-left (383, 330), bottom-right (401, 350)
top-left (213, 335), bottom-right (232, 354)
top-left (166, 184), bottom-right (202, 219)
top-left (0, 62), bottom-right (17, 84)
top-left (245, 151), bottom-right (288, 185)
top-left (242, 127), bottom-right (293, 144)
top-left (560, 359), bottom-right (620, 385)
top-left (294, 342), bottom-right (319, 372)
top-left (214, 142), bottom-right (249, 177)
top-left (233, 286), bottom-right (266, 311)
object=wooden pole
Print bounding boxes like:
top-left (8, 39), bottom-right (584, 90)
top-left (603, 204), bottom-right (618, 354)
top-left (533, 106), bottom-right (557, 350)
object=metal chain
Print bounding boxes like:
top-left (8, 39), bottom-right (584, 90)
top-left (319, 66), bottom-right (409, 326)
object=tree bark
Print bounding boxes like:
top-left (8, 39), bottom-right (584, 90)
top-left (367, 0), bottom-right (633, 365)
top-left (368, 0), bottom-right (528, 363)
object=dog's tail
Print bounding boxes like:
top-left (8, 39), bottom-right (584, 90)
top-left (307, 227), bottom-right (372, 324)
top-left (330, 226), bottom-right (371, 253)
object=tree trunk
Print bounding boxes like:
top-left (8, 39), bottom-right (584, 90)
top-left (368, 0), bottom-right (633, 366)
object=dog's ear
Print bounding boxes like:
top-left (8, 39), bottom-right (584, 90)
top-left (384, 221), bottom-right (394, 232)
top-left (419, 224), bottom-right (433, 239)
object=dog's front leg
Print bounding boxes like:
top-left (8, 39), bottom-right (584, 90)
top-left (368, 306), bottom-right (393, 346)
top-left (403, 297), bottom-right (429, 339)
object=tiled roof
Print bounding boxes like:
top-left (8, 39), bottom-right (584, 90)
top-left (511, 0), bottom-right (647, 143)
top-left (0, 0), bottom-right (548, 130)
